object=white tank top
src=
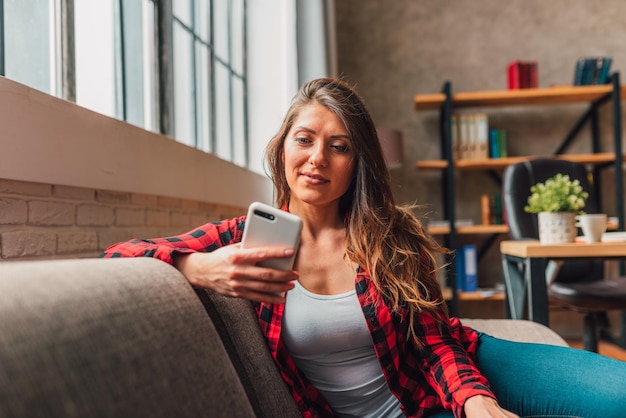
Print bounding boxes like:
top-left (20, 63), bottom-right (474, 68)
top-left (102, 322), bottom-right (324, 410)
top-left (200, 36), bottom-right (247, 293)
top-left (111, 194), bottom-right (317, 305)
top-left (282, 281), bottom-right (403, 417)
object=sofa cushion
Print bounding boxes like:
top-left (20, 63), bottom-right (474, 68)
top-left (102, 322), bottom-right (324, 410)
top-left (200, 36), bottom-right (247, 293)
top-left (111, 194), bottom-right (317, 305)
top-left (461, 318), bottom-right (569, 347)
top-left (0, 257), bottom-right (255, 418)
top-left (195, 290), bottom-right (301, 418)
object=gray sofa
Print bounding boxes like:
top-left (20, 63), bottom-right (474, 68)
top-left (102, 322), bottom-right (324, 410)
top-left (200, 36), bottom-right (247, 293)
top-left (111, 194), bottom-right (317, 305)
top-left (0, 257), bottom-right (568, 417)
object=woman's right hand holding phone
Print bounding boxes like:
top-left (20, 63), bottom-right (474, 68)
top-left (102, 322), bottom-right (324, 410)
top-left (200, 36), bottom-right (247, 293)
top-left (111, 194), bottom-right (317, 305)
top-left (173, 244), bottom-right (298, 303)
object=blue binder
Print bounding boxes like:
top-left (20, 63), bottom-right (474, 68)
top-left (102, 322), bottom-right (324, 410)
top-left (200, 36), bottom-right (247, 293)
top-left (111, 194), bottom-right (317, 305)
top-left (456, 244), bottom-right (478, 292)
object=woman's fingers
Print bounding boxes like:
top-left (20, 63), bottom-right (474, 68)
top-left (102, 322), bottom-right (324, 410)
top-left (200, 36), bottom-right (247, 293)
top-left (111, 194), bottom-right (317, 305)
top-left (176, 246), bottom-right (299, 303)
top-left (220, 264), bottom-right (297, 297)
top-left (229, 246), bottom-right (296, 266)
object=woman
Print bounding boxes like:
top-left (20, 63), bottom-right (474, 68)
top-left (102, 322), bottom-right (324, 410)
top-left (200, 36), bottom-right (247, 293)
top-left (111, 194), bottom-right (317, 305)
top-left (102, 78), bottom-right (626, 418)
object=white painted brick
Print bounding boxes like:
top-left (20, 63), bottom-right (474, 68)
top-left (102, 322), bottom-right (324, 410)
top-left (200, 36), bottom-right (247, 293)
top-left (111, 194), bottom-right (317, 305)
top-left (53, 185), bottom-right (95, 201)
top-left (170, 211), bottom-right (191, 227)
top-left (181, 199), bottom-right (199, 211)
top-left (76, 205), bottom-right (115, 226)
top-left (96, 190), bottom-right (130, 204)
top-left (1, 230), bottom-right (56, 258)
top-left (215, 204), bottom-right (245, 219)
top-left (146, 209), bottom-right (170, 227)
top-left (0, 179), bottom-right (52, 197)
top-left (158, 227), bottom-right (190, 237)
top-left (131, 228), bottom-right (161, 239)
top-left (98, 230), bottom-right (133, 251)
top-left (115, 207), bottom-right (145, 226)
top-left (29, 201), bottom-right (74, 226)
top-left (57, 231), bottom-right (98, 254)
top-left (131, 193), bottom-right (159, 206)
top-left (158, 196), bottom-right (182, 208)
top-left (0, 198), bottom-right (28, 224)
top-left (191, 213), bottom-right (213, 226)
top-left (198, 202), bottom-right (217, 212)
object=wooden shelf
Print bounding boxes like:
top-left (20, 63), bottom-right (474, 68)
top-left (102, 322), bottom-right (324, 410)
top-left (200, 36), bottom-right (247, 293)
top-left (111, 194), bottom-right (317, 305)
top-left (428, 224), bottom-right (509, 235)
top-left (442, 287), bottom-right (505, 301)
top-left (414, 84), bottom-right (626, 110)
top-left (416, 152), bottom-right (625, 171)
top-left (415, 78), bottom-right (624, 315)
top-left (429, 218), bottom-right (617, 236)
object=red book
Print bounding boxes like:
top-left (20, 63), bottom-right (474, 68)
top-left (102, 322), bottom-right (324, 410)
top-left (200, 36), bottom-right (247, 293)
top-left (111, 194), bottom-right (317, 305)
top-left (528, 62), bottom-right (538, 88)
top-left (508, 61), bottom-right (522, 89)
top-left (508, 61), bottom-right (538, 89)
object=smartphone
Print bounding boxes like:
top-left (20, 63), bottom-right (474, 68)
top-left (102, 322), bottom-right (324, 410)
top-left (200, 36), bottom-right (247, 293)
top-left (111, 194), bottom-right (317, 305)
top-left (241, 202), bottom-right (303, 271)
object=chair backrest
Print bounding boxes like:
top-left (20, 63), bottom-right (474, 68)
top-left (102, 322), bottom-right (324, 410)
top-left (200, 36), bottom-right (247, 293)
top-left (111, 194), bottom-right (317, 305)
top-left (502, 158), bottom-right (603, 283)
top-left (502, 158), bottom-right (599, 239)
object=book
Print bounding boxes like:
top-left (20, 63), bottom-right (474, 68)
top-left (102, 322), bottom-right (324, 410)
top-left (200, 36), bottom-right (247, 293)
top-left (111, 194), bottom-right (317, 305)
top-left (489, 128), bottom-right (508, 158)
top-left (508, 61), bottom-right (538, 89)
top-left (467, 114), bottom-right (478, 159)
top-left (508, 62), bottom-right (522, 90)
top-left (573, 58), bottom-right (586, 85)
top-left (480, 193), bottom-right (503, 225)
top-left (527, 62), bottom-right (538, 88)
top-left (476, 113), bottom-right (489, 159)
top-left (601, 231), bottom-right (626, 242)
top-left (573, 57), bottom-right (612, 85)
top-left (581, 59), bottom-right (595, 85)
top-left (481, 194), bottom-right (491, 225)
top-left (458, 114), bottom-right (470, 160)
top-left (489, 128), bottom-right (500, 158)
top-left (456, 244), bottom-right (478, 292)
top-left (453, 112), bottom-right (490, 160)
top-left (493, 192), bottom-right (503, 225)
top-left (498, 129), bottom-right (508, 157)
top-left (597, 57), bottom-right (612, 84)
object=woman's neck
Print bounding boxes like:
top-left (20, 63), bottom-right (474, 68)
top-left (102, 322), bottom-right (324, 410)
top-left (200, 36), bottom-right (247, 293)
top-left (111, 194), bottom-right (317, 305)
top-left (287, 199), bottom-right (356, 294)
top-left (288, 200), bottom-right (345, 240)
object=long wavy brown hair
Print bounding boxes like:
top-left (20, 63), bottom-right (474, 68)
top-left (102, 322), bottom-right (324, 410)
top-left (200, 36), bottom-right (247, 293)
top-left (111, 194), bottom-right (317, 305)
top-left (265, 78), bottom-right (449, 345)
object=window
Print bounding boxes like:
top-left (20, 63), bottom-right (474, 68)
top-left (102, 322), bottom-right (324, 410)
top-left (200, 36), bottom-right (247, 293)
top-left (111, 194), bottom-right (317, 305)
top-left (0, 0), bottom-right (248, 167)
top-left (3, 0), bottom-right (57, 96)
top-left (171, 0), bottom-right (247, 165)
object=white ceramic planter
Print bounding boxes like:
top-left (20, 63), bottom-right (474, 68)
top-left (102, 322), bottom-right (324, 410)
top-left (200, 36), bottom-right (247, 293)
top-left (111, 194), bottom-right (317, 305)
top-left (537, 212), bottom-right (577, 244)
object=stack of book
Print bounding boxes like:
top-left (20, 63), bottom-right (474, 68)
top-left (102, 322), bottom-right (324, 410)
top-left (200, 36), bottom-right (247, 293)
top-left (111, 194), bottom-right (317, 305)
top-left (489, 128), bottom-right (508, 158)
top-left (507, 61), bottom-right (538, 89)
top-left (573, 57), bottom-right (612, 85)
top-left (451, 113), bottom-right (489, 160)
top-left (450, 113), bottom-right (508, 160)
top-left (481, 193), bottom-right (505, 225)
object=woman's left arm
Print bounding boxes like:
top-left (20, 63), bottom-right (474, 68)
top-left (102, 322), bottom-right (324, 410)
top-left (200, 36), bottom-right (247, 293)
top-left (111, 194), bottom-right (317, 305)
top-left (415, 314), bottom-right (516, 417)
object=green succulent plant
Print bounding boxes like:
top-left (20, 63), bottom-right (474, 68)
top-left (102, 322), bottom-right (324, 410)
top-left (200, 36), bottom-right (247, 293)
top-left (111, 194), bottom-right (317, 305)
top-left (524, 173), bottom-right (589, 214)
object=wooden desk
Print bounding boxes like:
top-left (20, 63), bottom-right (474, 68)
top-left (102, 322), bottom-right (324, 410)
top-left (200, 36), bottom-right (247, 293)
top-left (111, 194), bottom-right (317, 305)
top-left (500, 240), bottom-right (626, 326)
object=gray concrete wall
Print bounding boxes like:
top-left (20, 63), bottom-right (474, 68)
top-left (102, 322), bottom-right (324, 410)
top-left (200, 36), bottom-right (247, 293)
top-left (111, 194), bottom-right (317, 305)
top-left (335, 0), bottom-right (626, 334)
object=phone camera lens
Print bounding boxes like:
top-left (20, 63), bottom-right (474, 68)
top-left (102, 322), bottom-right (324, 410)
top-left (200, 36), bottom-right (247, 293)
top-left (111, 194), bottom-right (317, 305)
top-left (254, 209), bottom-right (275, 221)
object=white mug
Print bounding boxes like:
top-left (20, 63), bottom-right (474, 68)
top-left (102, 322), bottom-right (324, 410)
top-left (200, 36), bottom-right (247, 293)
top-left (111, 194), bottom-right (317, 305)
top-left (576, 213), bottom-right (608, 243)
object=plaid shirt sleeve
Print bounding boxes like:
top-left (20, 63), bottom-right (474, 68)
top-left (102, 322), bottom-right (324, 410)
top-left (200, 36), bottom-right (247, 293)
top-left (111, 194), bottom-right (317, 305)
top-left (415, 314), bottom-right (495, 418)
top-left (99, 216), bottom-right (246, 263)
top-left (356, 271), bottom-right (495, 418)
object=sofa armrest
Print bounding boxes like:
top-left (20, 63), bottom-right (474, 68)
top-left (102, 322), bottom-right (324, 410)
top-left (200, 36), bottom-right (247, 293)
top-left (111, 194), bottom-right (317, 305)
top-left (461, 318), bottom-right (569, 347)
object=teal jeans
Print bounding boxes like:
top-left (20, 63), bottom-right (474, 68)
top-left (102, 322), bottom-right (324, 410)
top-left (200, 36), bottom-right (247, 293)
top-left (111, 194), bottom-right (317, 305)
top-left (429, 333), bottom-right (626, 418)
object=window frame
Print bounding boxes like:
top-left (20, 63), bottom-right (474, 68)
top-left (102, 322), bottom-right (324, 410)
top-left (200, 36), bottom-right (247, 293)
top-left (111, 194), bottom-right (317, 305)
top-left (0, 0), bottom-right (249, 168)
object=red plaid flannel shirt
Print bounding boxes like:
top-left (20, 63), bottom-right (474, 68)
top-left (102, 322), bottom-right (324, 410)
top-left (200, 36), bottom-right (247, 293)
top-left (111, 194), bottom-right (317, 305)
top-left (101, 216), bottom-right (495, 418)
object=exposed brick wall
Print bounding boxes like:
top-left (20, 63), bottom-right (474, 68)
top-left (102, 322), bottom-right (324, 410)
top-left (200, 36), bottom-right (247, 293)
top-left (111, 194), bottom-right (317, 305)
top-left (0, 178), bottom-right (245, 261)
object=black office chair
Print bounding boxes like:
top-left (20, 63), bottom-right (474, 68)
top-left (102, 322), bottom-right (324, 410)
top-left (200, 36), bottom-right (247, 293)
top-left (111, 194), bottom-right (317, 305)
top-left (502, 158), bottom-right (626, 352)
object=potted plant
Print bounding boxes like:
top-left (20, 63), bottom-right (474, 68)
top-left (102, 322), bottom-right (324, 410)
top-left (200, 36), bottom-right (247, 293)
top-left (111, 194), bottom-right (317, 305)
top-left (524, 173), bottom-right (589, 244)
